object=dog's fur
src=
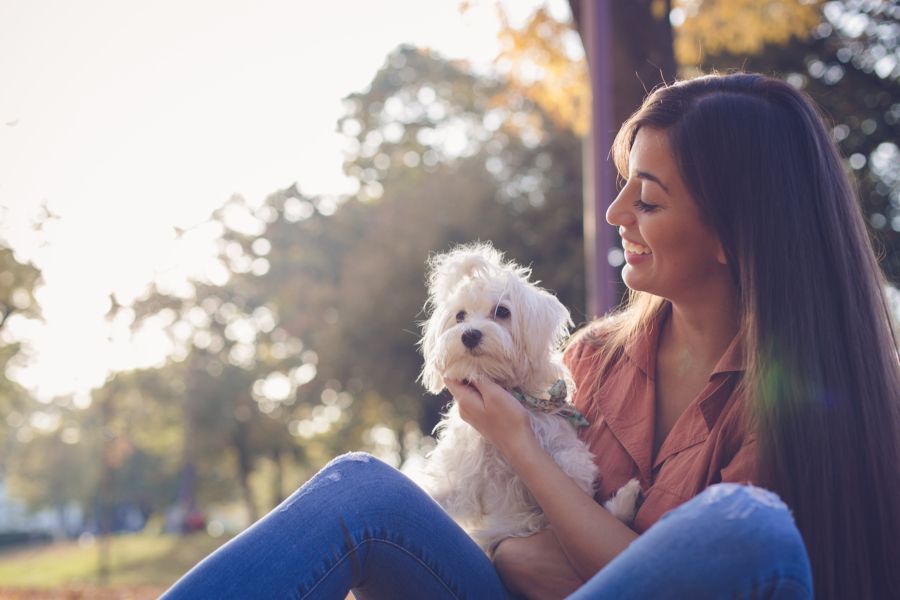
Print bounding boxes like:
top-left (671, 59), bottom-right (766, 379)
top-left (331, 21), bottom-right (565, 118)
top-left (418, 243), bottom-right (639, 552)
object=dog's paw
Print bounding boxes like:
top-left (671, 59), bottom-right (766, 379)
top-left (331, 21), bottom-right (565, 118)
top-left (603, 478), bottom-right (641, 524)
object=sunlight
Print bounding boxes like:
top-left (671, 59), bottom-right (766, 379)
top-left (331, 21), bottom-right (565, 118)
top-left (0, 0), bottom-right (557, 399)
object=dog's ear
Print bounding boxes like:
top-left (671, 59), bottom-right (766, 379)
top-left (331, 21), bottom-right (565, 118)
top-left (426, 243), bottom-right (504, 305)
top-left (417, 308), bottom-right (446, 395)
top-left (510, 276), bottom-right (573, 379)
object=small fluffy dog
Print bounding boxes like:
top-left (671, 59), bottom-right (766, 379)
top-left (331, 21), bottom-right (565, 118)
top-left (418, 243), bottom-right (639, 552)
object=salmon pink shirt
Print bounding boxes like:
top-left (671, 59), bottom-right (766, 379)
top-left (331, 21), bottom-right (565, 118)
top-left (564, 303), bottom-right (756, 533)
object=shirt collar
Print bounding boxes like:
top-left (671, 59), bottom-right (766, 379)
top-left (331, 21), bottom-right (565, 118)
top-left (623, 301), bottom-right (745, 381)
top-left (710, 329), bottom-right (745, 376)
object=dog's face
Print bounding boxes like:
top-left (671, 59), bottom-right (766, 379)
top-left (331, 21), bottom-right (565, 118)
top-left (419, 244), bottom-right (571, 395)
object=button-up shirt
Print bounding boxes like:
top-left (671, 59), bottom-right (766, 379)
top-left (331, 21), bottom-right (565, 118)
top-left (564, 303), bottom-right (756, 533)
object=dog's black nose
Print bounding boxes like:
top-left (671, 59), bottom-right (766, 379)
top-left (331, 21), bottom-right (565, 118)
top-left (461, 329), bottom-right (482, 349)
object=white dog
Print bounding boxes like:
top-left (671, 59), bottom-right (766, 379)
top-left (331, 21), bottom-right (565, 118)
top-left (418, 243), bottom-right (640, 553)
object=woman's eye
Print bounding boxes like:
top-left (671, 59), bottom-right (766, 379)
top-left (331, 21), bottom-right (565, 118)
top-left (493, 305), bottom-right (511, 319)
top-left (455, 311), bottom-right (466, 322)
top-left (633, 198), bottom-right (658, 213)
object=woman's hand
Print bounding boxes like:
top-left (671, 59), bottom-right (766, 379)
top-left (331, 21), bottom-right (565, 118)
top-left (444, 378), bottom-right (534, 457)
top-left (493, 529), bottom-right (585, 600)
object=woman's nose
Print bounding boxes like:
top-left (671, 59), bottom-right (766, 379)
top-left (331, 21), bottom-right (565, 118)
top-left (606, 187), bottom-right (635, 227)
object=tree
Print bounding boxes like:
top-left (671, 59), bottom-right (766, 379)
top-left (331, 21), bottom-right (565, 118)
top-left (674, 0), bottom-right (823, 67)
top-left (0, 239), bottom-right (43, 472)
top-left (112, 44), bottom-right (589, 520)
top-left (3, 364), bottom-right (187, 538)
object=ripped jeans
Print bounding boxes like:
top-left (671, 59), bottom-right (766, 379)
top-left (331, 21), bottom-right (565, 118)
top-left (161, 453), bottom-right (812, 599)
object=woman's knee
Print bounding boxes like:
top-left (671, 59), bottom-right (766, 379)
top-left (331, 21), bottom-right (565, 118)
top-left (323, 451), bottom-right (394, 478)
top-left (675, 484), bottom-right (812, 586)
top-left (286, 452), bottom-right (423, 511)
top-left (682, 484), bottom-right (799, 542)
top-left (687, 484), bottom-right (793, 528)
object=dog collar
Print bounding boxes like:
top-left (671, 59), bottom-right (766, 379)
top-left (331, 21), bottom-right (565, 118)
top-left (510, 380), bottom-right (590, 428)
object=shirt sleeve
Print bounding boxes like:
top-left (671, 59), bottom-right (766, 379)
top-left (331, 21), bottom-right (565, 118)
top-left (563, 321), bottom-right (613, 374)
top-left (562, 336), bottom-right (587, 372)
top-left (719, 435), bottom-right (758, 485)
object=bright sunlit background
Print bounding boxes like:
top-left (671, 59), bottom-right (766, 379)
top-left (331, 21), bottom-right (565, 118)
top-left (0, 0), bottom-right (568, 401)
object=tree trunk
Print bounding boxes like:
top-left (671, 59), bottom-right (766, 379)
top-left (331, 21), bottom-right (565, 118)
top-left (570, 0), bottom-right (676, 122)
top-left (177, 356), bottom-right (202, 521)
top-left (233, 432), bottom-right (258, 524)
top-left (569, 0), bottom-right (677, 316)
top-left (271, 448), bottom-right (284, 508)
top-left (610, 0), bottom-right (676, 125)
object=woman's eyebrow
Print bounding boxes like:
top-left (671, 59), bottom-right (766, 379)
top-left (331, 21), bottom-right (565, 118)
top-left (635, 170), bottom-right (671, 195)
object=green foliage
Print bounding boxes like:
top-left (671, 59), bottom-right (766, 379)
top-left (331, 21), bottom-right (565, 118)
top-left (0, 245), bottom-right (42, 327)
top-left (0, 243), bottom-right (44, 471)
top-left (110, 44), bottom-right (587, 517)
top-left (5, 367), bottom-right (186, 521)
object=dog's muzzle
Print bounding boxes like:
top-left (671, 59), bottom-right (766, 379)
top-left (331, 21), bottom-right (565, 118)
top-left (461, 329), bottom-right (482, 349)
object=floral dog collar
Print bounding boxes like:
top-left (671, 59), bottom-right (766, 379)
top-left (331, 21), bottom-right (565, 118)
top-left (510, 380), bottom-right (590, 428)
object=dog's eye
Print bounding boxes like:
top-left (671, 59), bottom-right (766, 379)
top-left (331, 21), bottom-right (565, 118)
top-left (493, 305), bottom-right (511, 319)
top-left (455, 311), bottom-right (466, 322)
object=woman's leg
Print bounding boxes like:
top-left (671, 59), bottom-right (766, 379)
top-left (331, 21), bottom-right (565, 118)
top-left (567, 483), bottom-right (813, 599)
top-left (162, 452), bottom-right (509, 600)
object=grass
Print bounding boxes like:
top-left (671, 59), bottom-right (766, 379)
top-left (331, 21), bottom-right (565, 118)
top-left (0, 532), bottom-right (230, 592)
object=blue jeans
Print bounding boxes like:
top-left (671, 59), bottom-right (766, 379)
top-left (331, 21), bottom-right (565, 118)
top-left (162, 453), bottom-right (812, 599)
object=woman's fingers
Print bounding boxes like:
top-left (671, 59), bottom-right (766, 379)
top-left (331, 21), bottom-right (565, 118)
top-left (444, 379), bottom-right (484, 424)
top-left (446, 378), bottom-right (535, 456)
top-left (445, 379), bottom-right (482, 405)
top-left (469, 378), bottom-right (526, 417)
top-left (467, 377), bottom-right (503, 395)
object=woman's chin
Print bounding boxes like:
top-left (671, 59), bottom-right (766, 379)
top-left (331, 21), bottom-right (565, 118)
top-left (621, 269), bottom-right (647, 293)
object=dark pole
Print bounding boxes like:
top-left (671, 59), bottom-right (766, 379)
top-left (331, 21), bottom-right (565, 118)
top-left (570, 0), bottom-right (676, 319)
top-left (581, 0), bottom-right (618, 318)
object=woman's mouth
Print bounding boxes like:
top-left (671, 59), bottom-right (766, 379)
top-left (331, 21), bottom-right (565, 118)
top-left (622, 239), bottom-right (652, 265)
top-left (622, 239), bottom-right (652, 255)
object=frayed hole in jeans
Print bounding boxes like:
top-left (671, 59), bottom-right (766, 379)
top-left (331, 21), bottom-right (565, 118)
top-left (280, 471), bottom-right (342, 512)
top-left (701, 484), bottom-right (787, 520)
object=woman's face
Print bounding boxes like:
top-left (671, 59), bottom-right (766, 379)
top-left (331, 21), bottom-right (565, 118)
top-left (606, 127), bottom-right (728, 302)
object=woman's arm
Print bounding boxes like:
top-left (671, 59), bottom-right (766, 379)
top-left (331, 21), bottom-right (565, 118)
top-left (492, 529), bottom-right (584, 599)
top-left (445, 379), bottom-right (638, 580)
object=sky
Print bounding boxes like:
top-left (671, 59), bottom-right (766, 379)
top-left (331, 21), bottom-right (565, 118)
top-left (0, 0), bottom-right (573, 401)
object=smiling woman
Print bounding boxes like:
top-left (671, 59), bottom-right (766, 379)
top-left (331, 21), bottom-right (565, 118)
top-left (558, 73), bottom-right (900, 599)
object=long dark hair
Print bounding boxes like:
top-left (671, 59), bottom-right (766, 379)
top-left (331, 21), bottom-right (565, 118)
top-left (585, 73), bottom-right (900, 598)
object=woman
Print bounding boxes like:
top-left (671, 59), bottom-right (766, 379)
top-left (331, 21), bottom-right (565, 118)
top-left (492, 73), bottom-right (900, 599)
top-left (162, 73), bottom-right (900, 599)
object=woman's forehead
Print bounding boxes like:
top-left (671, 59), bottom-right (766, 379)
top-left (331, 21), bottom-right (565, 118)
top-left (628, 128), bottom-right (682, 195)
top-left (629, 128), bottom-right (675, 171)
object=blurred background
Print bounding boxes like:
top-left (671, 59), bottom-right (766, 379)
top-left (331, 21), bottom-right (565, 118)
top-left (0, 0), bottom-right (897, 597)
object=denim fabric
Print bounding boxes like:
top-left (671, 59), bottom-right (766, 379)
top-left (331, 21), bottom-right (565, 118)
top-left (570, 483), bottom-right (813, 599)
top-left (162, 455), bottom-right (812, 600)
top-left (161, 452), bottom-right (509, 599)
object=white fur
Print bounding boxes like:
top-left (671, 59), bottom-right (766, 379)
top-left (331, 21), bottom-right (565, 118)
top-left (418, 243), bottom-right (640, 552)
